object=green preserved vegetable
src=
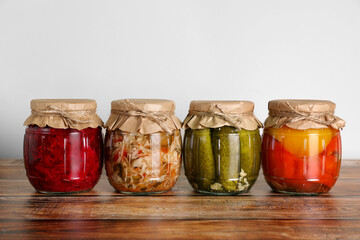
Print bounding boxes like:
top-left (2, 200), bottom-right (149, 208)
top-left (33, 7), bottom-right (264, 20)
top-left (212, 127), bottom-right (240, 191)
top-left (183, 129), bottom-right (194, 180)
top-left (185, 129), bottom-right (216, 190)
top-left (239, 129), bottom-right (261, 187)
top-left (184, 127), bottom-right (261, 195)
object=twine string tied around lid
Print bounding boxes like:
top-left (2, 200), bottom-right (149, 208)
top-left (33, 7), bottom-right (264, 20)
top-left (111, 99), bottom-right (173, 134)
top-left (189, 104), bottom-right (257, 130)
top-left (32, 106), bottom-right (93, 125)
top-left (269, 101), bottom-right (336, 127)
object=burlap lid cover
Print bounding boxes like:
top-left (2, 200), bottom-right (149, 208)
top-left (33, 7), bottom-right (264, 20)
top-left (104, 99), bottom-right (181, 134)
top-left (264, 99), bottom-right (346, 130)
top-left (24, 99), bottom-right (104, 130)
top-left (182, 100), bottom-right (263, 130)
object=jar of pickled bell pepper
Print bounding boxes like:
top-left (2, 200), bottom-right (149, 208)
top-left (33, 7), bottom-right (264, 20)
top-left (262, 99), bottom-right (346, 195)
top-left (182, 100), bottom-right (263, 195)
top-left (104, 99), bottom-right (182, 194)
top-left (23, 99), bottom-right (104, 194)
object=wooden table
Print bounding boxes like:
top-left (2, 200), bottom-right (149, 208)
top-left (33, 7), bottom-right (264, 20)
top-left (0, 159), bottom-right (359, 239)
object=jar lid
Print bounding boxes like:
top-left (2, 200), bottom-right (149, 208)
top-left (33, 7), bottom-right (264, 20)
top-left (104, 99), bottom-right (181, 134)
top-left (265, 99), bottom-right (345, 130)
top-left (31, 99), bottom-right (97, 111)
top-left (111, 99), bottom-right (176, 112)
top-left (24, 99), bottom-right (103, 130)
top-left (182, 100), bottom-right (263, 130)
top-left (268, 99), bottom-right (336, 114)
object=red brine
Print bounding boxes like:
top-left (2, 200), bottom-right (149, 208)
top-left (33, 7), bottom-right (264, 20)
top-left (24, 125), bottom-right (103, 193)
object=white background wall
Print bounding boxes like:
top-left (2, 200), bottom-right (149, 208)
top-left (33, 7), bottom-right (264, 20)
top-left (0, 0), bottom-right (359, 159)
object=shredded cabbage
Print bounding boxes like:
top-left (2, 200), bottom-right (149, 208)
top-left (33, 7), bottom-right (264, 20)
top-left (106, 130), bottom-right (182, 193)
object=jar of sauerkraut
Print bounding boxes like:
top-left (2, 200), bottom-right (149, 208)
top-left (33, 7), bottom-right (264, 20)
top-left (104, 99), bottom-right (182, 194)
top-left (262, 99), bottom-right (346, 195)
top-left (23, 99), bottom-right (104, 194)
top-left (182, 101), bottom-right (263, 195)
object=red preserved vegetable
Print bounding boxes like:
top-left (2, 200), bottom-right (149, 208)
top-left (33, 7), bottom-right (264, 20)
top-left (262, 127), bottom-right (341, 194)
top-left (24, 125), bottom-right (103, 193)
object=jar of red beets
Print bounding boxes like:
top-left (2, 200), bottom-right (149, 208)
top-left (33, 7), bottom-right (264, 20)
top-left (23, 99), bottom-right (104, 194)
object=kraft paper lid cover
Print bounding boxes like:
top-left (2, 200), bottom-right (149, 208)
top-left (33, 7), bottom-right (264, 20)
top-left (182, 100), bottom-right (263, 130)
top-left (24, 99), bottom-right (104, 130)
top-left (104, 99), bottom-right (181, 134)
top-left (264, 99), bottom-right (346, 130)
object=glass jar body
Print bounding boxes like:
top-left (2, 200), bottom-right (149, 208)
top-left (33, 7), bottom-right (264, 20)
top-left (261, 126), bottom-right (342, 194)
top-left (183, 126), bottom-right (261, 195)
top-left (23, 125), bottom-right (103, 194)
top-left (105, 129), bottom-right (182, 194)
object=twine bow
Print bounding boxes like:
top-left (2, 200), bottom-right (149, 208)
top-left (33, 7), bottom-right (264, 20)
top-left (189, 104), bottom-right (262, 129)
top-left (112, 99), bottom-right (173, 134)
top-left (212, 105), bottom-right (247, 130)
top-left (270, 101), bottom-right (337, 127)
top-left (32, 106), bottom-right (93, 126)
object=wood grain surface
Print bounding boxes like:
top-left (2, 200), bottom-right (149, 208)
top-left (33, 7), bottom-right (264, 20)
top-left (0, 159), bottom-right (359, 239)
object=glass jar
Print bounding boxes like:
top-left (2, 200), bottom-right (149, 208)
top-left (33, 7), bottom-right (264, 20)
top-left (104, 99), bottom-right (182, 194)
top-left (261, 99), bottom-right (345, 195)
top-left (105, 129), bottom-right (182, 194)
top-left (262, 126), bottom-right (341, 194)
top-left (24, 126), bottom-right (103, 193)
top-left (182, 100), bottom-right (263, 195)
top-left (184, 127), bottom-right (261, 195)
top-left (23, 99), bottom-right (104, 194)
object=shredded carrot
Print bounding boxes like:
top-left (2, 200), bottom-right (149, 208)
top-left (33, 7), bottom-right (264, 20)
top-left (106, 130), bottom-right (182, 193)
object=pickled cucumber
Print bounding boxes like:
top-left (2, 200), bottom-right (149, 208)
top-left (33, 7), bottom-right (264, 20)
top-left (183, 129), bottom-right (194, 180)
top-left (239, 129), bottom-right (261, 184)
top-left (184, 126), bottom-right (261, 194)
top-left (212, 126), bottom-right (240, 191)
top-left (190, 129), bottom-right (216, 190)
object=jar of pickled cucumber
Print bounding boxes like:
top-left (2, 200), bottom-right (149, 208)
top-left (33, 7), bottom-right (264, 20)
top-left (104, 99), bottom-right (182, 195)
top-left (23, 99), bottom-right (104, 194)
top-left (182, 100), bottom-right (263, 195)
top-left (262, 99), bottom-right (346, 195)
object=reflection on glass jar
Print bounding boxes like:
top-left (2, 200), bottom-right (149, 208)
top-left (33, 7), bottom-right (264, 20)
top-left (24, 125), bottom-right (103, 193)
top-left (184, 126), bottom-right (261, 195)
top-left (105, 129), bottom-right (182, 194)
top-left (262, 126), bottom-right (342, 194)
